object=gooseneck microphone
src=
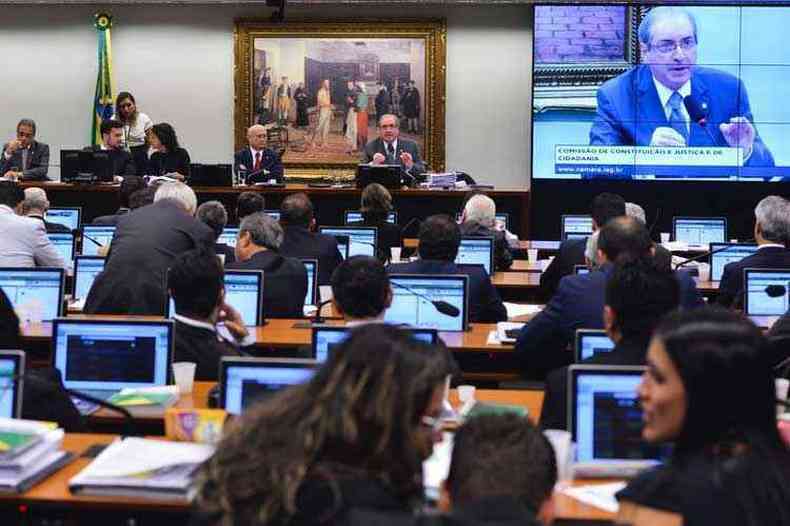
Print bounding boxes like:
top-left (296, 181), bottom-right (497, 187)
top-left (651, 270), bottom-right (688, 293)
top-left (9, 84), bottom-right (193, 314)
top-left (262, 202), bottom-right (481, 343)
top-left (673, 239), bottom-right (755, 271)
top-left (390, 280), bottom-right (460, 317)
top-left (683, 95), bottom-right (720, 146)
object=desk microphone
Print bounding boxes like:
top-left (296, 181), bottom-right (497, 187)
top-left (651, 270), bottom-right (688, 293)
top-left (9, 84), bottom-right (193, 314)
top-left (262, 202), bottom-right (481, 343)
top-left (673, 239), bottom-right (755, 271)
top-left (390, 280), bottom-right (460, 317)
top-left (684, 95), bottom-right (720, 146)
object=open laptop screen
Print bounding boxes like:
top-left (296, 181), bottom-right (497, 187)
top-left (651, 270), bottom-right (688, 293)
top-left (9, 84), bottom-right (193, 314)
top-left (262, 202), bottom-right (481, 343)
top-left (48, 232), bottom-right (75, 264)
top-left (709, 243), bottom-right (759, 281)
top-left (300, 259), bottom-right (318, 306)
top-left (0, 350), bottom-right (24, 418)
top-left (744, 268), bottom-right (790, 316)
top-left (81, 226), bottom-right (116, 256)
top-left (45, 207), bottom-right (81, 231)
top-left (320, 227), bottom-right (378, 259)
top-left (312, 326), bottom-right (440, 363)
top-left (561, 215), bottom-right (593, 240)
top-left (345, 210), bottom-right (397, 224)
top-left (385, 274), bottom-right (468, 331)
top-left (575, 330), bottom-right (615, 362)
top-left (218, 227), bottom-right (240, 248)
top-left (455, 237), bottom-right (494, 275)
top-left (220, 358), bottom-right (316, 415)
top-left (672, 217), bottom-right (727, 245)
top-left (52, 319), bottom-right (173, 393)
top-left (73, 256), bottom-right (106, 300)
top-left (224, 270), bottom-right (263, 326)
top-left (0, 268), bottom-right (64, 321)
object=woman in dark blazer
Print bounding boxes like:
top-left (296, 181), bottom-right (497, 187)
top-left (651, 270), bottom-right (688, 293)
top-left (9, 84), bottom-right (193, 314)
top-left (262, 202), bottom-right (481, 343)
top-left (147, 122), bottom-right (191, 179)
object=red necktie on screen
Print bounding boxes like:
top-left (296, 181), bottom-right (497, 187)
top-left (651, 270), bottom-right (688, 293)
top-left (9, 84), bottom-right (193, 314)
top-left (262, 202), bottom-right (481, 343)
top-left (254, 151), bottom-right (262, 171)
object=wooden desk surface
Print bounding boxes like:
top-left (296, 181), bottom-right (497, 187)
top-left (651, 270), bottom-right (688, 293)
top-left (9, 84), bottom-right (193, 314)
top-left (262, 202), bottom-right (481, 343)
top-left (491, 272), bottom-right (541, 289)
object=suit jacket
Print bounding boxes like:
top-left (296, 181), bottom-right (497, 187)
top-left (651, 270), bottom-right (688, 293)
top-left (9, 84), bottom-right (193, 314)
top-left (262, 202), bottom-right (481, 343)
top-left (85, 145), bottom-right (136, 177)
top-left (84, 199), bottom-right (215, 315)
top-left (91, 208), bottom-right (130, 226)
top-left (361, 138), bottom-right (426, 180)
top-left (0, 205), bottom-right (65, 268)
top-left (226, 250), bottom-right (307, 319)
top-left (516, 263), bottom-right (703, 379)
top-left (590, 65), bottom-right (774, 168)
top-left (149, 148), bottom-right (191, 177)
top-left (233, 147), bottom-right (284, 184)
top-left (716, 246), bottom-right (790, 308)
top-left (0, 140), bottom-right (50, 180)
top-left (539, 238), bottom-right (586, 299)
top-left (280, 225), bottom-right (343, 286)
top-left (460, 222), bottom-right (514, 272)
top-left (348, 217), bottom-right (402, 262)
top-left (387, 259), bottom-right (507, 323)
top-left (174, 318), bottom-right (241, 381)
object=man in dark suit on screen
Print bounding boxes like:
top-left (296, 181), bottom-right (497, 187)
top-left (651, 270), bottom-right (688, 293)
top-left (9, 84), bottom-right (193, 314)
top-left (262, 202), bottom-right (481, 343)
top-left (1, 119), bottom-right (50, 181)
top-left (362, 114), bottom-right (425, 184)
top-left (233, 124), bottom-right (283, 184)
top-left (590, 6), bottom-right (773, 168)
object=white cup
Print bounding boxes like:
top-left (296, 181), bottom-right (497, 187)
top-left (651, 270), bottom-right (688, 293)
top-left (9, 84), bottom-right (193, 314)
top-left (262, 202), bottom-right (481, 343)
top-left (776, 378), bottom-right (789, 416)
top-left (457, 385), bottom-right (476, 403)
top-left (660, 232), bottom-right (670, 244)
top-left (697, 262), bottom-right (710, 282)
top-left (527, 249), bottom-right (539, 263)
top-left (544, 429), bottom-right (574, 482)
top-left (172, 362), bottom-right (197, 394)
top-left (391, 247), bottom-right (402, 262)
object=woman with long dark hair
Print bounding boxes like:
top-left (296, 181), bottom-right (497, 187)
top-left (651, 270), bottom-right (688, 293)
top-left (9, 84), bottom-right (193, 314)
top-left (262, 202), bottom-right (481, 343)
top-left (112, 91), bottom-right (153, 175)
top-left (194, 324), bottom-right (455, 526)
top-left (147, 123), bottom-right (191, 179)
top-left (617, 307), bottom-right (790, 525)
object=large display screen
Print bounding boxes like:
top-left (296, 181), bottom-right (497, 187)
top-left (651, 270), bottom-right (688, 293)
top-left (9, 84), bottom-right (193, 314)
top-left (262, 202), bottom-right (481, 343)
top-left (532, 5), bottom-right (790, 181)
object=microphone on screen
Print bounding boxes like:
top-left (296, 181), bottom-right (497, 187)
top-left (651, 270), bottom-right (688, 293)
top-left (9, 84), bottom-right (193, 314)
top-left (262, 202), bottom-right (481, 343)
top-left (683, 95), bottom-right (720, 145)
top-left (390, 280), bottom-right (460, 318)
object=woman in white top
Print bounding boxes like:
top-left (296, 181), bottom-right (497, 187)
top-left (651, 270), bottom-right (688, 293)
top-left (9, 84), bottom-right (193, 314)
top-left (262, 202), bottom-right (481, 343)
top-left (112, 91), bottom-right (152, 175)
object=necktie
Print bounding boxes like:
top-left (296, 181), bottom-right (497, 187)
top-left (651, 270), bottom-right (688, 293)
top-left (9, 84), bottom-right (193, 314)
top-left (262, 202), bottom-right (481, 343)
top-left (386, 142), bottom-right (395, 162)
top-left (254, 151), bottom-right (262, 171)
top-left (21, 148), bottom-right (28, 172)
top-left (668, 92), bottom-right (689, 144)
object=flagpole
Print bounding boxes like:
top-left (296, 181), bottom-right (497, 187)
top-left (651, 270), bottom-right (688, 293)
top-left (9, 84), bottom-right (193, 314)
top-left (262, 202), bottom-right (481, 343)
top-left (92, 13), bottom-right (115, 146)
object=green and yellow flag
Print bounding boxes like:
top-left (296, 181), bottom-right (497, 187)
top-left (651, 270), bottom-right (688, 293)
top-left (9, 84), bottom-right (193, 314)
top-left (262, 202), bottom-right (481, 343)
top-left (91, 13), bottom-right (115, 145)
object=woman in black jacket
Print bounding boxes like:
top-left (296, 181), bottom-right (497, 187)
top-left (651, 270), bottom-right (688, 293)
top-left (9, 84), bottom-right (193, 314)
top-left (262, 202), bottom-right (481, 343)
top-left (147, 122), bottom-right (191, 179)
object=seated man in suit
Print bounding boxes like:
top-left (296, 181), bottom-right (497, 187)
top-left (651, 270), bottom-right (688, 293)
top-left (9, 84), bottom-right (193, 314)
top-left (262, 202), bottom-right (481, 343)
top-left (168, 248), bottom-right (249, 381)
top-left (236, 191), bottom-right (265, 222)
top-left (440, 414), bottom-right (557, 526)
top-left (540, 192), bottom-right (626, 299)
top-left (459, 193), bottom-right (513, 271)
top-left (388, 214), bottom-right (507, 323)
top-left (21, 188), bottom-right (70, 233)
top-left (227, 212), bottom-right (307, 319)
top-left (278, 192), bottom-right (343, 286)
top-left (86, 119), bottom-right (136, 178)
top-left (233, 124), bottom-right (284, 184)
top-left (362, 114), bottom-right (425, 184)
top-left (85, 182), bottom-right (215, 315)
top-left (347, 183), bottom-right (401, 263)
top-left (1, 119), bottom-right (50, 181)
top-left (92, 176), bottom-right (146, 225)
top-left (0, 182), bottom-right (65, 268)
top-left (717, 195), bottom-right (790, 308)
top-left (590, 6), bottom-right (773, 167)
top-left (517, 216), bottom-right (702, 379)
top-left (539, 259), bottom-right (680, 430)
top-left (197, 200), bottom-right (235, 265)
top-left (331, 255), bottom-right (392, 324)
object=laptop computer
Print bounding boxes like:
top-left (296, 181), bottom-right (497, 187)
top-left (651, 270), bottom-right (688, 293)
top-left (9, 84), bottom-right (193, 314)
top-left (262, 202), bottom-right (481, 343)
top-left (319, 227), bottom-right (378, 259)
top-left (300, 259), bottom-right (318, 307)
top-left (574, 329), bottom-right (615, 363)
top-left (217, 227), bottom-right (240, 248)
top-left (0, 350), bottom-right (25, 418)
top-left (744, 268), bottom-right (790, 316)
top-left (344, 210), bottom-right (398, 225)
top-left (672, 217), bottom-right (727, 245)
top-left (0, 267), bottom-right (64, 322)
top-left (311, 326), bottom-right (439, 362)
top-left (561, 215), bottom-right (593, 241)
top-left (455, 237), bottom-right (494, 275)
top-left (574, 265), bottom-right (590, 275)
top-left (47, 232), bottom-right (75, 266)
top-left (81, 225), bottom-right (116, 256)
top-left (219, 357), bottom-right (317, 415)
top-left (45, 207), bottom-right (81, 231)
top-left (356, 164), bottom-right (402, 189)
top-left (168, 269), bottom-right (263, 326)
top-left (60, 150), bottom-right (113, 183)
top-left (73, 256), bottom-right (106, 301)
top-left (709, 243), bottom-right (759, 281)
top-left (568, 365), bottom-right (667, 478)
top-left (51, 318), bottom-right (174, 412)
top-left (385, 274), bottom-right (469, 331)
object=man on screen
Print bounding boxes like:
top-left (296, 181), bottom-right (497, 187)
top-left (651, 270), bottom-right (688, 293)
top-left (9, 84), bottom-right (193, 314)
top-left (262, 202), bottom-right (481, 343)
top-left (589, 6), bottom-right (774, 168)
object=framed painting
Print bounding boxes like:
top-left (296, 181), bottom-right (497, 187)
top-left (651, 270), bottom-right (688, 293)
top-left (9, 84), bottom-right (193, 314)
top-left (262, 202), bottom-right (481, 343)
top-left (234, 19), bottom-right (447, 179)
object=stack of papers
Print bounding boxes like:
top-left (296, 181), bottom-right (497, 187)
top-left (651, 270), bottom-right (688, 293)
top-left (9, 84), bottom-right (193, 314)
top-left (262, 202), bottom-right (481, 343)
top-left (69, 437), bottom-right (215, 501)
top-left (0, 418), bottom-right (72, 493)
top-left (560, 481), bottom-right (626, 513)
top-left (107, 386), bottom-right (180, 417)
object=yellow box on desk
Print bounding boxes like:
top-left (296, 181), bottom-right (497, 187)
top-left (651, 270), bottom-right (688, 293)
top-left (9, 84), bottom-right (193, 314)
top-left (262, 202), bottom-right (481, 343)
top-left (165, 408), bottom-right (227, 444)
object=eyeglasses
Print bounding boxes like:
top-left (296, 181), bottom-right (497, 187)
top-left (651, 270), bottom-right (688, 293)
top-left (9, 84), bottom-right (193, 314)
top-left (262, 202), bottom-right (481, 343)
top-left (650, 37), bottom-right (697, 54)
top-left (420, 415), bottom-right (443, 433)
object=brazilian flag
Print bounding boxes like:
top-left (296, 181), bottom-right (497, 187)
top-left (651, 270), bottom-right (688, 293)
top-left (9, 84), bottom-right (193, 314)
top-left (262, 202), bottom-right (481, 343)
top-left (91, 13), bottom-right (115, 146)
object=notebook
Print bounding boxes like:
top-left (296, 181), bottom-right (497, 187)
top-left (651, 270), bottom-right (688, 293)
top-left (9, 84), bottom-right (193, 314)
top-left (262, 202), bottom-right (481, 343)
top-left (709, 243), bottom-right (759, 281)
top-left (574, 329), bottom-right (615, 363)
top-left (319, 227), bottom-right (378, 259)
top-left (455, 237), bottom-right (494, 275)
top-left (385, 274), bottom-right (469, 331)
top-left (0, 351), bottom-right (24, 419)
top-left (0, 268), bottom-right (64, 322)
top-left (81, 226), bottom-right (116, 256)
top-left (219, 357), bottom-right (316, 415)
top-left (73, 256), bottom-right (106, 300)
top-left (561, 215), bottom-right (593, 241)
top-left (45, 207), bottom-right (81, 231)
top-left (672, 217), bottom-right (727, 245)
top-left (744, 268), bottom-right (790, 316)
top-left (311, 326), bottom-right (439, 362)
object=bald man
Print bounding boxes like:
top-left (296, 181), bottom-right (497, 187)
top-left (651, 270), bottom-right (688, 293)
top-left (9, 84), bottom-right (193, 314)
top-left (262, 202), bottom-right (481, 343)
top-left (233, 124), bottom-right (284, 184)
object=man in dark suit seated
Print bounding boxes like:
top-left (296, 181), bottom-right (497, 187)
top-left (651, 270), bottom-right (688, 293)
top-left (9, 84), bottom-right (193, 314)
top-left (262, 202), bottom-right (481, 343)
top-left (331, 255), bottom-right (392, 324)
top-left (85, 119), bottom-right (136, 178)
top-left (516, 216), bottom-right (703, 380)
top-left (233, 124), bottom-right (284, 184)
top-left (388, 215), bottom-right (507, 323)
top-left (21, 187), bottom-right (70, 233)
top-left (197, 200), bottom-right (235, 265)
top-left (539, 259), bottom-right (680, 430)
top-left (540, 192), bottom-right (625, 299)
top-left (1, 118), bottom-right (50, 181)
top-left (362, 114), bottom-right (425, 185)
top-left (226, 212), bottom-right (307, 319)
top-left (459, 193), bottom-right (513, 272)
top-left (278, 192), bottom-right (343, 286)
top-left (235, 191), bottom-right (265, 222)
top-left (92, 176), bottom-right (146, 225)
top-left (717, 195), bottom-right (790, 308)
top-left (168, 248), bottom-right (250, 381)
top-left (85, 182), bottom-right (215, 315)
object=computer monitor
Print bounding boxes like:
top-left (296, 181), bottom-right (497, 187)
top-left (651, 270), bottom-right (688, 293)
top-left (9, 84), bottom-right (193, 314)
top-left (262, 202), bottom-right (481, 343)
top-left (319, 227), bottom-right (378, 259)
top-left (709, 243), bottom-right (759, 282)
top-left (45, 207), bottom-right (81, 231)
top-left (574, 329), bottom-right (615, 363)
top-left (569, 365), bottom-right (666, 466)
top-left (385, 274), bottom-right (469, 331)
top-left (167, 269), bottom-right (263, 326)
top-left (744, 268), bottom-right (790, 316)
top-left (217, 227), bottom-right (240, 248)
top-left (574, 265), bottom-right (590, 275)
top-left (455, 237), bottom-right (494, 275)
top-left (81, 225), bottom-right (116, 256)
top-left (300, 259), bottom-right (318, 306)
top-left (0, 350), bottom-right (25, 419)
top-left (311, 326), bottom-right (439, 363)
top-left (672, 217), bottom-right (727, 245)
top-left (60, 149), bottom-right (113, 183)
top-left (51, 319), bottom-right (173, 396)
top-left (73, 256), bottom-right (106, 300)
top-left (47, 232), bottom-right (75, 265)
top-left (219, 357), bottom-right (316, 415)
top-left (0, 268), bottom-right (64, 321)
top-left (264, 210), bottom-right (281, 221)
top-left (344, 210), bottom-right (398, 225)
top-left (561, 215), bottom-right (593, 241)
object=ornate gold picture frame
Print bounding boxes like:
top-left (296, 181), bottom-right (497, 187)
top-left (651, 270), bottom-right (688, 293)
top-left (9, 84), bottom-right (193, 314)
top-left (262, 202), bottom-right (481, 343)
top-left (234, 19), bottom-right (447, 178)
